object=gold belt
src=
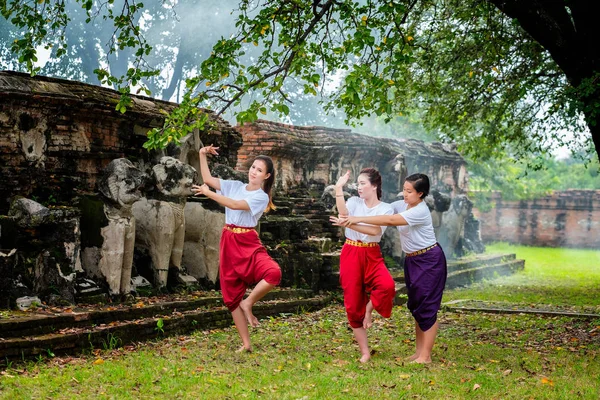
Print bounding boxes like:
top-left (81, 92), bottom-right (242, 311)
top-left (345, 239), bottom-right (379, 248)
top-left (406, 243), bottom-right (438, 257)
top-left (224, 226), bottom-right (255, 234)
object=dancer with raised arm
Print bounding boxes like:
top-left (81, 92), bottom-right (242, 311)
top-left (192, 145), bottom-right (281, 353)
top-left (331, 168), bottom-right (396, 363)
top-left (332, 173), bottom-right (447, 364)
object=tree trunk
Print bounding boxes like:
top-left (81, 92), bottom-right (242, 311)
top-left (161, 47), bottom-right (186, 102)
top-left (488, 0), bottom-right (600, 161)
top-left (81, 37), bottom-right (101, 86)
top-left (582, 104), bottom-right (600, 161)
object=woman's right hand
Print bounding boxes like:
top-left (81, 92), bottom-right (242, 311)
top-left (200, 145), bottom-right (220, 156)
top-left (335, 170), bottom-right (351, 188)
top-left (191, 184), bottom-right (211, 196)
top-left (330, 215), bottom-right (357, 227)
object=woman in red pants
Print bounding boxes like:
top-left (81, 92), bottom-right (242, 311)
top-left (334, 173), bottom-right (447, 364)
top-left (192, 145), bottom-right (281, 353)
top-left (330, 168), bottom-right (396, 363)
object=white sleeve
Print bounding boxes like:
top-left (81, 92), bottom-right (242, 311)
top-left (346, 196), bottom-right (360, 216)
top-left (379, 204), bottom-right (394, 234)
top-left (245, 191), bottom-right (269, 217)
top-left (391, 200), bottom-right (407, 214)
top-left (400, 204), bottom-right (429, 226)
top-left (218, 179), bottom-right (240, 197)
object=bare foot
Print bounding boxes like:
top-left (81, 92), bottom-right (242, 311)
top-left (411, 357), bottom-right (431, 364)
top-left (363, 312), bottom-right (373, 329)
top-left (359, 353), bottom-right (371, 363)
top-left (236, 345), bottom-right (252, 353)
top-left (239, 300), bottom-right (260, 327)
top-left (406, 353), bottom-right (419, 361)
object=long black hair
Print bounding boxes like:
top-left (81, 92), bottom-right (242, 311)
top-left (255, 155), bottom-right (276, 212)
top-left (405, 173), bottom-right (430, 199)
top-left (359, 167), bottom-right (382, 200)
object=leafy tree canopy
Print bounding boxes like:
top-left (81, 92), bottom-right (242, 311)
top-left (1, 0), bottom-right (599, 162)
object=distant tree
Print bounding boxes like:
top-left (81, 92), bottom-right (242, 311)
top-left (469, 152), bottom-right (600, 211)
top-left (0, 0), bottom-right (239, 100)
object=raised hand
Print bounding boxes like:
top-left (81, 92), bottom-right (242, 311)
top-left (335, 170), bottom-right (351, 188)
top-left (199, 145), bottom-right (220, 156)
top-left (191, 184), bottom-right (211, 196)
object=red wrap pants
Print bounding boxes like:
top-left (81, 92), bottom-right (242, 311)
top-left (339, 240), bottom-right (396, 328)
top-left (219, 225), bottom-right (281, 312)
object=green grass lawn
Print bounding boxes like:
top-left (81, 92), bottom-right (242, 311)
top-left (444, 243), bottom-right (600, 308)
top-left (1, 244), bottom-right (599, 399)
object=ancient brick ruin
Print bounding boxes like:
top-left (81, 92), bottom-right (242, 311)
top-left (0, 70), bottom-right (241, 215)
top-left (236, 120), bottom-right (468, 200)
top-left (474, 190), bottom-right (600, 248)
top-left (0, 71), bottom-right (242, 306)
top-left (0, 71), bottom-right (479, 308)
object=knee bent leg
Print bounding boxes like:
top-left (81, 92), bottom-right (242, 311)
top-left (264, 267), bottom-right (282, 286)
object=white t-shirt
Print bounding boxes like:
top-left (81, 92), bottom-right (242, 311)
top-left (218, 179), bottom-right (269, 227)
top-left (391, 200), bottom-right (437, 253)
top-left (344, 196), bottom-right (393, 243)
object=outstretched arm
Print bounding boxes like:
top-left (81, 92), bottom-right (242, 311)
top-left (333, 213), bottom-right (409, 227)
top-left (192, 184), bottom-right (250, 211)
top-left (199, 145), bottom-right (221, 190)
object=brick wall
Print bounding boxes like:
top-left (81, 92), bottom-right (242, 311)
top-left (0, 71), bottom-right (239, 214)
top-left (473, 190), bottom-right (600, 248)
top-left (235, 119), bottom-right (468, 200)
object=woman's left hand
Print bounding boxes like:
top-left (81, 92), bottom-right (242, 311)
top-left (191, 184), bottom-right (211, 196)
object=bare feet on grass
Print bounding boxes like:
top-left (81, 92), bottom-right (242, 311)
top-left (410, 356), bottom-right (431, 364)
top-left (406, 353), bottom-right (419, 361)
top-left (239, 299), bottom-right (260, 327)
top-left (359, 353), bottom-right (371, 363)
top-left (236, 345), bottom-right (252, 353)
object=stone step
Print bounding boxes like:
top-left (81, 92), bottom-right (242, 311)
top-left (390, 270), bottom-right (405, 283)
top-left (307, 237), bottom-right (335, 253)
top-left (442, 300), bottom-right (600, 319)
top-left (394, 283), bottom-right (408, 305)
top-left (302, 213), bottom-right (332, 220)
top-left (394, 259), bottom-right (525, 289)
top-left (446, 259), bottom-right (525, 289)
top-left (321, 252), bottom-right (341, 273)
top-left (447, 253), bottom-right (516, 273)
top-left (0, 289), bottom-right (314, 339)
top-left (389, 253), bottom-right (520, 282)
top-left (267, 206), bottom-right (292, 216)
top-left (0, 293), bottom-right (334, 362)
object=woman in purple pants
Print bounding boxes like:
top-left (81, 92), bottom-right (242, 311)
top-left (332, 173), bottom-right (447, 364)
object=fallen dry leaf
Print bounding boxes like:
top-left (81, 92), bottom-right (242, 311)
top-left (541, 377), bottom-right (554, 386)
top-left (473, 383), bottom-right (481, 391)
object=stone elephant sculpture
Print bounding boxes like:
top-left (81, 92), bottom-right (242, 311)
top-left (96, 158), bottom-right (146, 297)
top-left (132, 156), bottom-right (198, 289)
top-left (437, 194), bottom-right (473, 258)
